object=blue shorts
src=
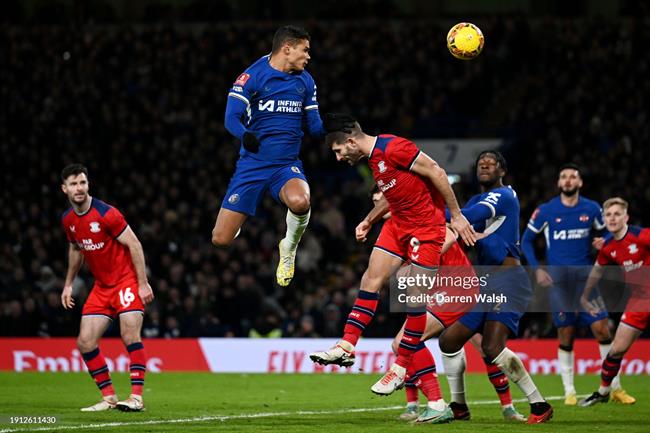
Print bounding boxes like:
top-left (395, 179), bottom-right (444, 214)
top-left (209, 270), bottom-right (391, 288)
top-left (459, 265), bottom-right (532, 336)
top-left (547, 266), bottom-right (608, 328)
top-left (222, 157), bottom-right (307, 216)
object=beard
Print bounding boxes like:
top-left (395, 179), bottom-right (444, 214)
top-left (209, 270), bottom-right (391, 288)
top-left (561, 187), bottom-right (579, 196)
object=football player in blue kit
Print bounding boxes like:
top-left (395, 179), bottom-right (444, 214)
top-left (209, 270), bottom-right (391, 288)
top-left (438, 151), bottom-right (553, 424)
top-left (213, 25), bottom-right (337, 287)
top-left (521, 164), bottom-right (633, 405)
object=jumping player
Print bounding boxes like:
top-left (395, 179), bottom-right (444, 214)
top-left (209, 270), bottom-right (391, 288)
top-left (579, 197), bottom-right (648, 406)
top-left (437, 151), bottom-right (553, 424)
top-left (214, 25), bottom-right (325, 287)
top-left (309, 116), bottom-right (476, 416)
top-left (521, 164), bottom-right (631, 405)
top-left (60, 164), bottom-right (153, 412)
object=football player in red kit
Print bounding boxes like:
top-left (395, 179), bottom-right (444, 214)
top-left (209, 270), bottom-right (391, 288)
top-left (309, 115), bottom-right (476, 423)
top-left (579, 197), bottom-right (650, 406)
top-left (60, 164), bottom-right (154, 412)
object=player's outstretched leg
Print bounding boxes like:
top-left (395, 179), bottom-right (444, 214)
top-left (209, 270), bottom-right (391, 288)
top-left (310, 249), bottom-right (403, 367)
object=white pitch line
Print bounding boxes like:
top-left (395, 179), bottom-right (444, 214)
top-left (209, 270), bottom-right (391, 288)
top-left (0, 395), bottom-right (567, 433)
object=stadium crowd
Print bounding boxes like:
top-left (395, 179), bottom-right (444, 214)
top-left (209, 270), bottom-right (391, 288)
top-left (1, 15), bottom-right (649, 338)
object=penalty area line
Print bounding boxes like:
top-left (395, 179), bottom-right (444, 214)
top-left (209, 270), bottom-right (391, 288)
top-left (0, 395), bottom-right (567, 432)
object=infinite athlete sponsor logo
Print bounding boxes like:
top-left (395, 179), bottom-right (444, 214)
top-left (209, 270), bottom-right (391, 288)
top-left (552, 228), bottom-right (590, 240)
top-left (258, 99), bottom-right (303, 113)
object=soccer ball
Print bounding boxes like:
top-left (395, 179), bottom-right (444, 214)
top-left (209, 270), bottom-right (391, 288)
top-left (446, 22), bottom-right (484, 60)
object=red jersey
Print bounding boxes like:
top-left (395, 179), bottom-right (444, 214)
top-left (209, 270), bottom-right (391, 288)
top-left (597, 226), bottom-right (650, 308)
top-left (368, 135), bottom-right (446, 228)
top-left (61, 198), bottom-right (136, 287)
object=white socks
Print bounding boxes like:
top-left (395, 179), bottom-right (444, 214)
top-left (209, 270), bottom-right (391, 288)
top-left (427, 399), bottom-right (447, 411)
top-left (599, 342), bottom-right (621, 391)
top-left (283, 208), bottom-right (310, 251)
top-left (558, 347), bottom-right (576, 395)
top-left (493, 348), bottom-right (545, 404)
top-left (441, 348), bottom-right (467, 404)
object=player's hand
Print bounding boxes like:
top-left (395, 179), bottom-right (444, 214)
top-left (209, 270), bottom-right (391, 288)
top-left (242, 131), bottom-right (260, 153)
top-left (450, 213), bottom-right (476, 246)
top-left (61, 285), bottom-right (75, 309)
top-left (323, 113), bottom-right (356, 134)
top-left (580, 294), bottom-right (600, 317)
top-left (592, 237), bottom-right (605, 250)
top-left (535, 268), bottom-right (554, 287)
top-left (139, 283), bottom-right (154, 305)
top-left (355, 219), bottom-right (372, 242)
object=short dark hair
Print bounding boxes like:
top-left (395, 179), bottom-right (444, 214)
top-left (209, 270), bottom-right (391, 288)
top-left (559, 163), bottom-right (581, 176)
top-left (325, 122), bottom-right (362, 147)
top-left (475, 150), bottom-right (507, 173)
top-left (271, 25), bottom-right (310, 53)
top-left (61, 163), bottom-right (88, 182)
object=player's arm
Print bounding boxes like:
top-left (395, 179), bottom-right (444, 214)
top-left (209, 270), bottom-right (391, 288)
top-left (61, 242), bottom-right (83, 309)
top-left (410, 153), bottom-right (476, 246)
top-left (304, 78), bottom-right (325, 137)
top-left (579, 262), bottom-right (606, 316)
top-left (225, 73), bottom-right (259, 152)
top-left (356, 194), bottom-right (390, 242)
top-left (116, 227), bottom-right (154, 304)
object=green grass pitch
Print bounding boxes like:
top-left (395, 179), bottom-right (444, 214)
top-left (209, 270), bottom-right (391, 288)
top-left (1, 372), bottom-right (649, 432)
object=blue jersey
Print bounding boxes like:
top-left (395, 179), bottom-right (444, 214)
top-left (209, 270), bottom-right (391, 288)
top-left (462, 186), bottom-right (522, 266)
top-left (521, 196), bottom-right (604, 267)
top-left (225, 55), bottom-right (324, 164)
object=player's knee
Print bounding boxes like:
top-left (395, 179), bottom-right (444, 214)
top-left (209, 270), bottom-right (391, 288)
top-left (439, 334), bottom-right (461, 354)
top-left (211, 228), bottom-right (233, 248)
top-left (121, 332), bottom-right (140, 347)
top-left (286, 193), bottom-right (310, 215)
top-left (76, 336), bottom-right (97, 354)
top-left (481, 340), bottom-right (505, 362)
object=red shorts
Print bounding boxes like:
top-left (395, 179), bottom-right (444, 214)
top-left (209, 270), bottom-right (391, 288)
top-left (375, 218), bottom-right (445, 268)
top-left (621, 311), bottom-right (650, 331)
top-left (428, 309), bottom-right (465, 328)
top-left (82, 277), bottom-right (145, 319)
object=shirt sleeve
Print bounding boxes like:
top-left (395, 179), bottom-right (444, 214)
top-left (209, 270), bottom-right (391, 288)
top-left (61, 218), bottom-right (75, 243)
top-left (592, 204), bottom-right (605, 231)
top-left (104, 208), bottom-right (129, 238)
top-left (385, 138), bottom-right (421, 170)
top-left (521, 227), bottom-right (540, 268)
top-left (304, 76), bottom-right (325, 137)
top-left (526, 206), bottom-right (548, 234)
top-left (225, 71), bottom-right (256, 140)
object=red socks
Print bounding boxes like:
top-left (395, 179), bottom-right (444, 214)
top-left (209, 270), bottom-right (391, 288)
top-left (82, 348), bottom-right (115, 397)
top-left (127, 342), bottom-right (147, 396)
top-left (342, 290), bottom-right (379, 346)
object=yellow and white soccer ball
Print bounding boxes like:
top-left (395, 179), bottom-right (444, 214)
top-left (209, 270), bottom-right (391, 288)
top-left (446, 22), bottom-right (484, 60)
